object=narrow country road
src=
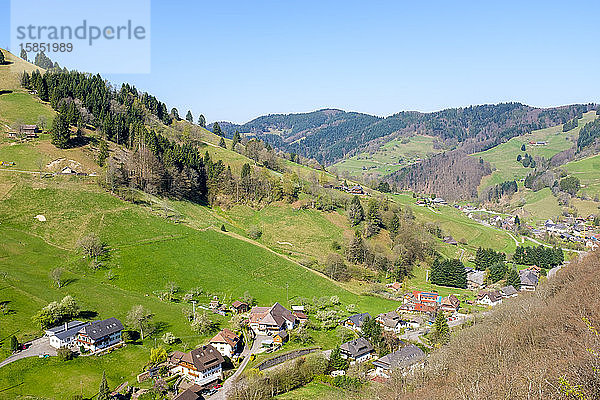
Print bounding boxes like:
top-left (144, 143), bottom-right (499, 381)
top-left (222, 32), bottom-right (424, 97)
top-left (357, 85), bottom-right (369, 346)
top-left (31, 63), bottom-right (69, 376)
top-left (210, 335), bottom-right (267, 400)
top-left (0, 337), bottom-right (56, 368)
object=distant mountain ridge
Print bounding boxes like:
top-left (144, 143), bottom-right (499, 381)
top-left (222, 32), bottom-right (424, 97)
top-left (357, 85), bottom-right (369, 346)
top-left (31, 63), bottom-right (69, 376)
top-left (216, 103), bottom-right (596, 165)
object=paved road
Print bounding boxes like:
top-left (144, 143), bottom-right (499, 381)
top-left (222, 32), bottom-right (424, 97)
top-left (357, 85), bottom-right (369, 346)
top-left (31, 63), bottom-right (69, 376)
top-left (210, 334), bottom-right (268, 400)
top-left (0, 337), bottom-right (56, 368)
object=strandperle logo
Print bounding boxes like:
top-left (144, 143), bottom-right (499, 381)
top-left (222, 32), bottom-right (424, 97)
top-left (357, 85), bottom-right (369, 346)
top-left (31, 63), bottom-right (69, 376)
top-left (15, 20), bottom-right (147, 46)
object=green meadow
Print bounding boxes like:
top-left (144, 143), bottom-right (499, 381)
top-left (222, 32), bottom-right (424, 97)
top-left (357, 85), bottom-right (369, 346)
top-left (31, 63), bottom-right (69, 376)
top-left (565, 153), bottom-right (600, 198)
top-left (474, 111), bottom-right (598, 190)
top-left (332, 135), bottom-right (441, 178)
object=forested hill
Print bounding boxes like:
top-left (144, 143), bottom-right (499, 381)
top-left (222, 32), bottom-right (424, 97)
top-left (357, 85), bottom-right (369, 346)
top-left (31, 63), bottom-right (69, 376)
top-left (217, 103), bottom-right (595, 165)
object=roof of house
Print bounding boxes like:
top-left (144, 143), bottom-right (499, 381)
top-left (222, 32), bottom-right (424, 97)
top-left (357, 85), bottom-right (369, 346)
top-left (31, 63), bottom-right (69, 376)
top-left (481, 291), bottom-right (502, 303)
top-left (345, 312), bottom-right (371, 327)
top-left (377, 311), bottom-right (402, 327)
top-left (500, 285), bottom-right (518, 296)
top-left (170, 344), bottom-right (224, 373)
top-left (231, 300), bottom-right (247, 309)
top-left (209, 329), bottom-right (240, 347)
top-left (519, 270), bottom-right (539, 286)
top-left (274, 330), bottom-right (288, 340)
top-left (78, 317), bottom-right (123, 341)
top-left (340, 337), bottom-right (374, 358)
top-left (293, 311), bottom-right (308, 320)
top-left (440, 294), bottom-right (460, 309)
top-left (372, 344), bottom-right (425, 370)
top-left (249, 302), bottom-right (296, 327)
top-left (21, 124), bottom-right (37, 130)
top-left (467, 270), bottom-right (485, 285)
top-left (46, 321), bottom-right (89, 340)
top-left (173, 388), bottom-right (203, 400)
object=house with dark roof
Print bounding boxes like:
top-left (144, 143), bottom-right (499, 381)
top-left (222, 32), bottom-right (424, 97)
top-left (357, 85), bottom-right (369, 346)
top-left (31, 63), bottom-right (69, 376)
top-left (500, 285), bottom-right (518, 298)
top-left (372, 344), bottom-right (425, 377)
top-left (248, 303), bottom-right (297, 334)
top-left (169, 345), bottom-right (224, 386)
top-left (340, 337), bottom-right (375, 363)
top-left (439, 294), bottom-right (460, 313)
top-left (230, 300), bottom-right (249, 314)
top-left (209, 329), bottom-right (241, 358)
top-left (519, 270), bottom-right (539, 291)
top-left (343, 312), bottom-right (371, 332)
top-left (76, 317), bottom-right (123, 352)
top-left (477, 291), bottom-right (503, 307)
top-left (376, 311), bottom-right (404, 333)
top-left (45, 321), bottom-right (89, 349)
top-left (273, 330), bottom-right (289, 346)
top-left (173, 387), bottom-right (204, 400)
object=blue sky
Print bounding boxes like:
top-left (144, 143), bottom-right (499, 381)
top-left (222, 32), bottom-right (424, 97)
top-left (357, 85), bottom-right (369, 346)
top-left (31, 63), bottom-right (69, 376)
top-left (1, 0), bottom-right (599, 123)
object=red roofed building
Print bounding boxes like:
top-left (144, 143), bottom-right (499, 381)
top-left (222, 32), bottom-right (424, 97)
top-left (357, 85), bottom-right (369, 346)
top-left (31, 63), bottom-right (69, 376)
top-left (209, 328), bottom-right (241, 358)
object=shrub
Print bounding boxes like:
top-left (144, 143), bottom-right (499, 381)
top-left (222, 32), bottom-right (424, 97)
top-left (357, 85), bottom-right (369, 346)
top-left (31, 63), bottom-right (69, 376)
top-left (247, 226), bottom-right (262, 240)
top-left (57, 347), bottom-right (75, 361)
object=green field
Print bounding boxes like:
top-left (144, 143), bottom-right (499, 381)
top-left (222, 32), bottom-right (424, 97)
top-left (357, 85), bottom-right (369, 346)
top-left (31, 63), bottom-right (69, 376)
top-left (0, 92), bottom-right (55, 129)
top-left (474, 111), bottom-right (598, 190)
top-left (332, 135), bottom-right (441, 178)
top-left (275, 381), bottom-right (342, 399)
top-left (565, 153), bottom-right (600, 198)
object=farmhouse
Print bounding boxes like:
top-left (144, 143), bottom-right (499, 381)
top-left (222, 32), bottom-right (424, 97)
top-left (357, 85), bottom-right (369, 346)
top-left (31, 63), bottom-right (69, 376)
top-left (45, 320), bottom-right (89, 349)
top-left (248, 302), bottom-right (297, 335)
top-left (376, 311), bottom-right (404, 333)
top-left (519, 270), bottom-right (539, 291)
top-left (169, 345), bottom-right (224, 386)
top-left (348, 185), bottom-right (365, 195)
top-left (273, 330), bottom-right (289, 346)
top-left (76, 317), bottom-right (123, 352)
top-left (340, 337), bottom-right (375, 363)
top-left (443, 236), bottom-right (458, 245)
top-left (173, 387), bottom-right (203, 400)
top-left (343, 312), bottom-right (371, 332)
top-left (466, 269), bottom-right (485, 289)
top-left (20, 125), bottom-right (39, 136)
top-left (477, 291), bottom-right (503, 307)
top-left (293, 311), bottom-right (308, 324)
top-left (230, 300), bottom-right (248, 314)
top-left (439, 294), bottom-right (460, 313)
top-left (386, 282), bottom-right (402, 291)
top-left (372, 344), bottom-right (425, 378)
top-left (500, 285), bottom-right (518, 298)
top-left (209, 328), bottom-right (241, 358)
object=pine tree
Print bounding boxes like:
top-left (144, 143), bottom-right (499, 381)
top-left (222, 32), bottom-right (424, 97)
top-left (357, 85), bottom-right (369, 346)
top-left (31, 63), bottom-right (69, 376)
top-left (186, 110), bottom-right (193, 123)
top-left (514, 215), bottom-right (520, 225)
top-left (365, 198), bottom-right (381, 235)
top-left (432, 311), bottom-right (450, 345)
top-left (212, 122), bottom-right (222, 136)
top-left (51, 112), bottom-right (70, 148)
top-left (347, 196), bottom-right (364, 226)
top-left (197, 114), bottom-right (206, 127)
top-left (388, 213), bottom-right (400, 239)
top-left (347, 231), bottom-right (365, 264)
top-left (231, 130), bottom-right (241, 150)
top-left (506, 268), bottom-right (521, 290)
top-left (171, 108), bottom-right (180, 120)
top-left (20, 48), bottom-right (27, 61)
top-left (329, 346), bottom-right (348, 371)
top-left (37, 77), bottom-right (49, 102)
top-left (98, 371), bottom-right (110, 400)
top-left (521, 144), bottom-right (526, 151)
top-left (218, 137), bottom-right (226, 148)
top-left (0, 49), bottom-right (5, 65)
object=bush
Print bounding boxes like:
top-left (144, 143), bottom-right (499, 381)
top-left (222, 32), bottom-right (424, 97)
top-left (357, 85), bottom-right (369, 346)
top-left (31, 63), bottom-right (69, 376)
top-left (57, 347), bottom-right (75, 361)
top-left (122, 330), bottom-right (140, 343)
top-left (247, 226), bottom-right (262, 240)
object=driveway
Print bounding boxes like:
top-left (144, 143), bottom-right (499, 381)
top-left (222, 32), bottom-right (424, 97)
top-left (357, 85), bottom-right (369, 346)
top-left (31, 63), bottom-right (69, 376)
top-left (209, 334), bottom-right (268, 400)
top-left (0, 337), bottom-right (56, 368)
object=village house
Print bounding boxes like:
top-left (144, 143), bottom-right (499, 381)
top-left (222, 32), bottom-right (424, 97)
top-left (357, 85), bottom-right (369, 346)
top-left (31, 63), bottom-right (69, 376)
top-left (248, 302), bottom-right (297, 335)
top-left (348, 185), bottom-right (365, 195)
top-left (439, 295), bottom-right (460, 313)
top-left (209, 329), bottom-right (241, 358)
top-left (519, 270), bottom-right (539, 291)
top-left (273, 330), bottom-right (289, 346)
top-left (372, 344), bottom-right (425, 378)
top-left (230, 300), bottom-right (248, 314)
top-left (443, 236), bottom-right (458, 245)
top-left (376, 311), bottom-right (404, 334)
top-left (293, 311), bottom-right (308, 324)
top-left (477, 291), bottom-right (503, 307)
top-left (45, 321), bottom-right (90, 349)
top-left (340, 337), bottom-right (375, 363)
top-left (343, 312), bottom-right (371, 332)
top-left (386, 282), bottom-right (402, 292)
top-left (169, 345), bottom-right (224, 386)
top-left (76, 317), bottom-right (123, 352)
top-left (466, 269), bottom-right (485, 290)
top-left (20, 124), bottom-right (39, 137)
top-left (500, 285), bottom-right (518, 298)
top-left (173, 386), bottom-right (203, 400)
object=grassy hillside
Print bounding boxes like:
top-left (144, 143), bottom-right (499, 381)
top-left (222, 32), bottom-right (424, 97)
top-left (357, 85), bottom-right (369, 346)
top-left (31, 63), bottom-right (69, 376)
top-left (331, 135), bottom-right (442, 179)
top-left (0, 49), bottom-right (54, 130)
top-left (474, 111), bottom-right (598, 190)
top-left (565, 153), bottom-right (600, 198)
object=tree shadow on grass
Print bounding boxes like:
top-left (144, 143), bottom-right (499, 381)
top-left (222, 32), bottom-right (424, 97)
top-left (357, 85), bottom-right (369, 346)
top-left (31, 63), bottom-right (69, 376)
top-left (78, 310), bottom-right (98, 320)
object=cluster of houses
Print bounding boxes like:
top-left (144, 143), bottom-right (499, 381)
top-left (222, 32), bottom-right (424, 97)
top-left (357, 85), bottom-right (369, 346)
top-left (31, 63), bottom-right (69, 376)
top-left (323, 182), bottom-right (367, 195)
top-left (397, 291), bottom-right (460, 315)
top-left (541, 218), bottom-right (600, 249)
top-left (468, 266), bottom-right (540, 307)
top-left (45, 317), bottom-right (124, 353)
top-left (415, 197), bottom-right (447, 206)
